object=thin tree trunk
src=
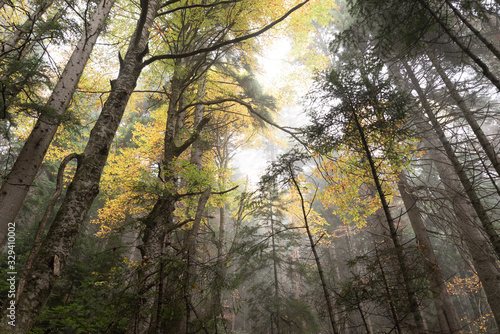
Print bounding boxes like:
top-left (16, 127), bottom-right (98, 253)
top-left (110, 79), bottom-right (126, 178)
top-left (374, 243), bottom-right (402, 334)
top-left (443, 0), bottom-right (500, 62)
top-left (427, 52), bottom-right (500, 182)
top-left (16, 153), bottom-right (81, 303)
top-left (0, 0), bottom-right (54, 61)
top-left (289, 168), bottom-right (340, 334)
top-left (398, 172), bottom-right (461, 333)
top-left (1, 1), bottom-right (158, 332)
top-left (0, 0), bottom-right (116, 249)
top-left (402, 60), bottom-right (500, 260)
top-left (270, 205), bottom-right (281, 334)
top-left (404, 61), bottom-right (500, 329)
top-left (416, 0), bottom-right (500, 91)
top-left (350, 108), bottom-right (426, 333)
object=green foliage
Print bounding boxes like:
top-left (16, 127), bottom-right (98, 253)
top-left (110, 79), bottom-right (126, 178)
top-left (30, 228), bottom-right (134, 333)
top-left (306, 51), bottom-right (412, 155)
top-left (338, 0), bottom-right (438, 57)
top-left (337, 246), bottom-right (430, 331)
top-left (0, 56), bottom-right (51, 120)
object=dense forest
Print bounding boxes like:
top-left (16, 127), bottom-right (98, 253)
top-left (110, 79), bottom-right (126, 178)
top-left (1, 0), bottom-right (500, 333)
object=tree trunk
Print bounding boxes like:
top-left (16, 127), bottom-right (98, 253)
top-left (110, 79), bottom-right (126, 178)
top-left (270, 206), bottom-right (281, 334)
top-left (443, 0), bottom-right (500, 63)
top-left (129, 61), bottom-right (212, 334)
top-left (397, 172), bottom-right (461, 333)
top-left (404, 61), bottom-right (500, 329)
top-left (0, 0), bottom-right (116, 249)
top-left (289, 168), bottom-right (340, 334)
top-left (402, 60), bottom-right (500, 260)
top-left (350, 108), bottom-right (426, 333)
top-left (427, 52), bottom-right (500, 184)
top-left (0, 1), bottom-right (158, 331)
top-left (0, 0), bottom-right (55, 62)
top-left (416, 0), bottom-right (500, 92)
top-left (422, 127), bottom-right (500, 331)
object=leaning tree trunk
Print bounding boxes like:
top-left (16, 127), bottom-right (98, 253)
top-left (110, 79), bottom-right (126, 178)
top-left (421, 125), bottom-right (500, 331)
top-left (443, 0), bottom-right (500, 63)
top-left (402, 60), bottom-right (500, 260)
top-left (405, 68), bottom-right (500, 328)
top-left (397, 172), bottom-right (461, 333)
top-left (427, 52), bottom-right (500, 185)
top-left (0, 1), bottom-right (159, 332)
top-left (0, 0), bottom-right (116, 249)
top-left (416, 0), bottom-right (500, 92)
top-left (350, 109), bottom-right (427, 333)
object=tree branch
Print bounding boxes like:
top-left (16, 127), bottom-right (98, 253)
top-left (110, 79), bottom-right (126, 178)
top-left (177, 185), bottom-right (238, 199)
top-left (179, 97), bottom-right (307, 146)
top-left (174, 116), bottom-right (211, 156)
top-left (157, 0), bottom-right (242, 16)
top-left (141, 0), bottom-right (310, 68)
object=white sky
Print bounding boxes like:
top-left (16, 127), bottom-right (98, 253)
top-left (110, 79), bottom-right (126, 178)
top-left (233, 38), bottom-right (297, 187)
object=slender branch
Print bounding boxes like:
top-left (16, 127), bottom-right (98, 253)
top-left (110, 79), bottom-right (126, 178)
top-left (177, 185), bottom-right (238, 199)
top-left (174, 116), bottom-right (211, 156)
top-left (141, 0), bottom-right (310, 67)
top-left (167, 218), bottom-right (195, 233)
top-left (157, 0), bottom-right (242, 16)
top-left (179, 97), bottom-right (307, 145)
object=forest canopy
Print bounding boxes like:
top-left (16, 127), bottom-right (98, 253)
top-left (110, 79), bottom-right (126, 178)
top-left (1, 0), bottom-right (500, 333)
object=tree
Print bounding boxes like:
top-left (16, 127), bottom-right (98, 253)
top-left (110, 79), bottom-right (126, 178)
top-left (3, 0), bottom-right (312, 332)
top-left (0, 0), bottom-right (116, 249)
top-left (306, 53), bottom-right (427, 332)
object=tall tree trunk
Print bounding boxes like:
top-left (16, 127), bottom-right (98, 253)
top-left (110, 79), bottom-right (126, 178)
top-left (350, 108), bottom-right (426, 333)
top-left (443, 0), bottom-right (500, 62)
top-left (129, 63), bottom-right (212, 333)
top-left (427, 52), bottom-right (500, 183)
top-left (416, 0), bottom-right (500, 92)
top-left (422, 126), bottom-right (500, 331)
top-left (289, 168), bottom-right (340, 334)
top-left (374, 242), bottom-right (402, 334)
top-left (270, 205), bottom-right (281, 334)
top-left (0, 1), bottom-right (159, 332)
top-left (397, 172), bottom-right (461, 333)
top-left (404, 62), bottom-right (500, 328)
top-left (402, 60), bottom-right (500, 260)
top-left (0, 0), bottom-right (116, 249)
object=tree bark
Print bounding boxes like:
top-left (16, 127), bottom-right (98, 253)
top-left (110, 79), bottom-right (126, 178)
top-left (402, 60), bottom-right (500, 260)
top-left (404, 61), bottom-right (500, 329)
top-left (0, 0), bottom-right (158, 331)
top-left (0, 0), bottom-right (116, 249)
top-left (16, 153), bottom-right (81, 303)
top-left (397, 172), bottom-right (461, 333)
top-left (427, 52), bottom-right (500, 184)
